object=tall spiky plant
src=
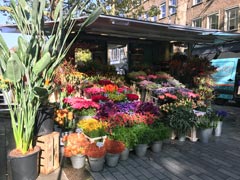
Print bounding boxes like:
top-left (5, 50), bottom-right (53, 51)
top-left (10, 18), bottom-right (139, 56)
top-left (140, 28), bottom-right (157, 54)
top-left (0, 0), bottom-right (101, 154)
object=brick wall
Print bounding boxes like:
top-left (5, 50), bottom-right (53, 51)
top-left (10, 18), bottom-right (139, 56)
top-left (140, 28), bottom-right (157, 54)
top-left (140, 0), bottom-right (240, 32)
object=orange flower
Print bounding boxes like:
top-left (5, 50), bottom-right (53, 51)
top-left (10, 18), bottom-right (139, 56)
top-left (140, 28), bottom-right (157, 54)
top-left (103, 84), bottom-right (118, 93)
top-left (44, 78), bottom-right (50, 86)
top-left (63, 133), bottom-right (90, 157)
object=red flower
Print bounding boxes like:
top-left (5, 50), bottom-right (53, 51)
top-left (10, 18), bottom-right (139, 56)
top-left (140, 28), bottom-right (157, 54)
top-left (98, 79), bottom-right (113, 86)
top-left (126, 94), bottom-right (139, 101)
top-left (92, 95), bottom-right (109, 102)
top-left (66, 84), bottom-right (75, 94)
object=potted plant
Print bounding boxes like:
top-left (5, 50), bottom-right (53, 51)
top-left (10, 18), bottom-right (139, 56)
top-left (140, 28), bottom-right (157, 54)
top-left (167, 105), bottom-right (197, 141)
top-left (62, 132), bottom-right (90, 169)
top-left (0, 0), bottom-right (101, 179)
top-left (132, 123), bottom-right (154, 157)
top-left (85, 142), bottom-right (106, 172)
top-left (63, 97), bottom-right (100, 121)
top-left (54, 108), bottom-right (75, 132)
top-left (77, 118), bottom-right (108, 139)
top-left (110, 126), bottom-right (137, 160)
top-left (105, 138), bottom-right (125, 167)
top-left (213, 110), bottom-right (227, 137)
top-left (150, 122), bottom-right (171, 153)
top-left (196, 108), bottom-right (216, 143)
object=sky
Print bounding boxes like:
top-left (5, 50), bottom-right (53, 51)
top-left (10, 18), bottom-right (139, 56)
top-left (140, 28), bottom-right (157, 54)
top-left (0, 0), bottom-right (20, 48)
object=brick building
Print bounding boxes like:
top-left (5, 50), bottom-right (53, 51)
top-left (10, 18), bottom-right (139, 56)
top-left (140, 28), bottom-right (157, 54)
top-left (139, 0), bottom-right (240, 33)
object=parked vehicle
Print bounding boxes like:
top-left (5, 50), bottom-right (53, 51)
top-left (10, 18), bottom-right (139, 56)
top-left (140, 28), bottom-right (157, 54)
top-left (211, 57), bottom-right (240, 104)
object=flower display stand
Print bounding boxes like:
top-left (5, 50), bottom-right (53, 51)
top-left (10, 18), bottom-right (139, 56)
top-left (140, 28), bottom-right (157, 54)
top-left (36, 132), bottom-right (60, 174)
top-left (186, 126), bottom-right (198, 142)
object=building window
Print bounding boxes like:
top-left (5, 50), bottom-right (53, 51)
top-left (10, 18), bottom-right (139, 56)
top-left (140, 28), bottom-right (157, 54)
top-left (169, 0), bottom-right (177, 15)
top-left (160, 3), bottom-right (166, 18)
top-left (226, 7), bottom-right (239, 31)
top-left (192, 18), bottom-right (202, 27)
top-left (193, 0), bottom-right (202, 6)
top-left (208, 14), bottom-right (219, 29)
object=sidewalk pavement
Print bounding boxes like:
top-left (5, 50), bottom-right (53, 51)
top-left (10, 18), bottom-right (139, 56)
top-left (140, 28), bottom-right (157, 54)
top-left (3, 103), bottom-right (240, 180)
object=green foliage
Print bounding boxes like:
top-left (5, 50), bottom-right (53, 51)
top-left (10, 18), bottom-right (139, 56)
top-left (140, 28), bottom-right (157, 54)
top-left (110, 126), bottom-right (137, 149)
top-left (75, 48), bottom-right (92, 62)
top-left (132, 123), bottom-right (154, 145)
top-left (107, 92), bottom-right (126, 102)
top-left (75, 107), bottom-right (97, 116)
top-left (167, 105), bottom-right (197, 134)
top-left (196, 108), bottom-right (217, 129)
top-left (0, 0), bottom-right (101, 154)
top-left (150, 122), bottom-right (171, 141)
top-left (148, 5), bottom-right (160, 17)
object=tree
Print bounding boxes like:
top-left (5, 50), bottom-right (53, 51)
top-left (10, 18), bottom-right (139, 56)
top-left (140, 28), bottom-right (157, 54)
top-left (0, 0), bottom-right (148, 23)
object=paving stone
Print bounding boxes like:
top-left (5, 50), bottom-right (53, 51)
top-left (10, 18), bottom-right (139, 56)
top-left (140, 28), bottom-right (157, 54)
top-left (189, 175), bottom-right (204, 180)
top-left (112, 172), bottom-right (128, 180)
top-left (136, 166), bottom-right (154, 178)
top-left (124, 173), bottom-right (139, 180)
top-left (102, 172), bottom-right (117, 180)
top-left (115, 164), bottom-right (129, 174)
top-left (91, 172), bottom-right (105, 180)
top-left (125, 165), bottom-right (142, 176)
top-left (218, 168), bottom-right (240, 179)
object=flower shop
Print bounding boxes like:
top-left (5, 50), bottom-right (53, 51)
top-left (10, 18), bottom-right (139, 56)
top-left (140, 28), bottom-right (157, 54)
top-left (0, 9), bottom-right (233, 179)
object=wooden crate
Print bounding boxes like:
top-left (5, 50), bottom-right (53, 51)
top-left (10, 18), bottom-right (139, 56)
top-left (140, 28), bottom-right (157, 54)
top-left (36, 132), bottom-right (60, 174)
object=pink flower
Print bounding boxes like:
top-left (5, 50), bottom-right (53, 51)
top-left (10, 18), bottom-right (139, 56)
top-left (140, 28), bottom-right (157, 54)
top-left (158, 95), bottom-right (165, 100)
top-left (63, 97), bottom-right (100, 110)
top-left (84, 86), bottom-right (104, 95)
top-left (118, 86), bottom-right (131, 93)
top-left (147, 74), bottom-right (158, 80)
top-left (136, 75), bottom-right (146, 80)
top-left (164, 93), bottom-right (178, 100)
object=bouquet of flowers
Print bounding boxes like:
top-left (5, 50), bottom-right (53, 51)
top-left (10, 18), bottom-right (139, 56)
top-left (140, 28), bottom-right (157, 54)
top-left (105, 138), bottom-right (125, 154)
top-left (54, 108), bottom-right (75, 130)
top-left (85, 142), bottom-right (106, 158)
top-left (64, 97), bottom-right (100, 116)
top-left (62, 132), bottom-right (90, 157)
top-left (126, 94), bottom-right (139, 101)
top-left (77, 118), bottom-right (108, 138)
top-left (84, 86), bottom-right (104, 97)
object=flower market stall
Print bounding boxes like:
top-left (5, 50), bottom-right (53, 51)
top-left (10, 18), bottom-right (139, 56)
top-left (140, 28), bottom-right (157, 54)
top-left (47, 53), bottom-right (226, 171)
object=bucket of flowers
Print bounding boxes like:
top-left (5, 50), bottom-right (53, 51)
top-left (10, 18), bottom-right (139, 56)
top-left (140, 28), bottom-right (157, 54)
top-left (104, 137), bottom-right (125, 167)
top-left (62, 132), bottom-right (90, 169)
top-left (63, 97), bottom-right (100, 121)
top-left (85, 142), bottom-right (106, 172)
top-left (54, 108), bottom-right (75, 132)
top-left (77, 118), bottom-right (108, 140)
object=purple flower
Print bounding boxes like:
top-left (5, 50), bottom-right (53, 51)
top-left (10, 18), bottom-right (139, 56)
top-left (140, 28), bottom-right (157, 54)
top-left (216, 110), bottom-right (227, 118)
top-left (136, 102), bottom-right (160, 116)
top-left (115, 101), bottom-right (139, 114)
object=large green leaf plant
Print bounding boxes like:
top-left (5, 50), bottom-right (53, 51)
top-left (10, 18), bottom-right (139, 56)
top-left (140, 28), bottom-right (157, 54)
top-left (0, 0), bottom-right (101, 154)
